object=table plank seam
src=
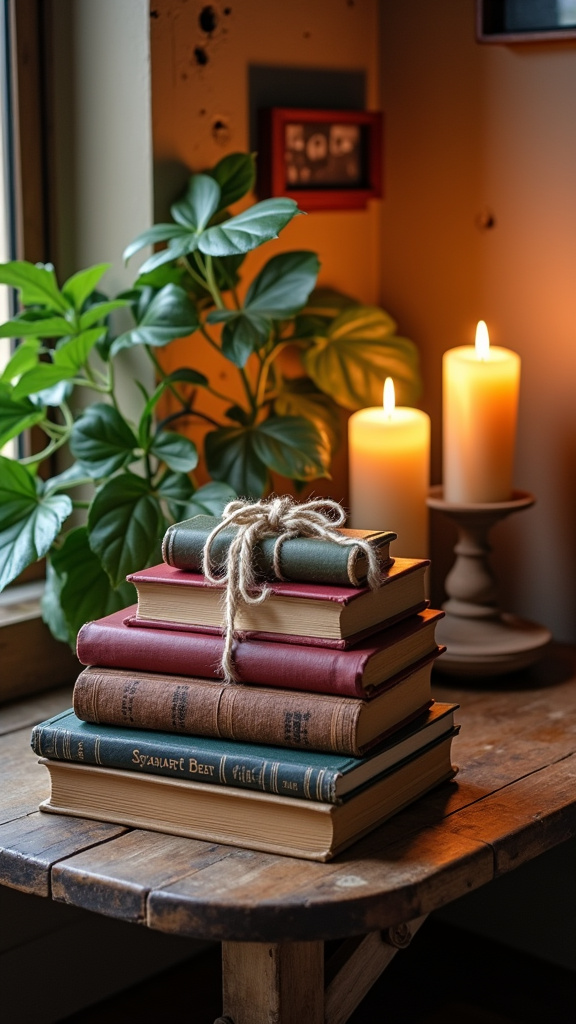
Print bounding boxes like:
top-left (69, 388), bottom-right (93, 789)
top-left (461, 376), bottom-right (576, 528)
top-left (44, 828), bottom-right (135, 893)
top-left (442, 750), bottom-right (576, 823)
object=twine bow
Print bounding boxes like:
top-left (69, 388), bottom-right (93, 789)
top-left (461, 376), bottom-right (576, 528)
top-left (202, 495), bottom-right (382, 683)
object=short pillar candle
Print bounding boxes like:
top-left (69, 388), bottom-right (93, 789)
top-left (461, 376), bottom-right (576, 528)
top-left (348, 378), bottom-right (430, 558)
top-left (442, 321), bottom-right (521, 504)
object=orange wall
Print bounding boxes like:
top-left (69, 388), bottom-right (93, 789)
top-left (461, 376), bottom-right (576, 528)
top-left (149, 0), bottom-right (384, 501)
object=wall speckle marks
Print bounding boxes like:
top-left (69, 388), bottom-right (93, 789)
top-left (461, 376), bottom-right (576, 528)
top-left (211, 117), bottom-right (231, 146)
top-left (194, 45), bottom-right (209, 65)
top-left (199, 5), bottom-right (218, 34)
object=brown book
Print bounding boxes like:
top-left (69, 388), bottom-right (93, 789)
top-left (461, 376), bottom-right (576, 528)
top-left (38, 730), bottom-right (458, 861)
top-left (126, 557), bottom-right (429, 644)
top-left (72, 651), bottom-right (443, 757)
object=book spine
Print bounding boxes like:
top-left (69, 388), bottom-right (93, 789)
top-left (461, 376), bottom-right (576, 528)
top-left (163, 522), bottom-right (386, 586)
top-left (30, 721), bottom-right (339, 802)
top-left (72, 667), bottom-right (365, 756)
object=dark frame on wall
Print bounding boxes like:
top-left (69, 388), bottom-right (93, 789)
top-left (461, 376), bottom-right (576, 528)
top-left (477, 0), bottom-right (576, 42)
top-left (257, 108), bottom-right (383, 211)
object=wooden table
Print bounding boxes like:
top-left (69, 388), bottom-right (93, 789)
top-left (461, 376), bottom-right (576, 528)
top-left (2, 644), bottom-right (576, 1024)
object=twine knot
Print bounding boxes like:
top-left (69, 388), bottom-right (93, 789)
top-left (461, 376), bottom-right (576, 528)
top-left (202, 495), bottom-right (382, 683)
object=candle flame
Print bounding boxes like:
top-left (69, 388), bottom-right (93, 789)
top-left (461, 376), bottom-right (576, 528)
top-left (475, 320), bottom-right (490, 360)
top-left (383, 377), bottom-right (395, 417)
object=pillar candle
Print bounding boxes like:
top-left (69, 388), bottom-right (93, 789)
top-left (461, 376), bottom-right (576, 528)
top-left (348, 378), bottom-right (430, 558)
top-left (443, 321), bottom-right (521, 504)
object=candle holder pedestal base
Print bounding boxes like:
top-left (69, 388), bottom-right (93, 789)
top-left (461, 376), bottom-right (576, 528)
top-left (427, 487), bottom-right (551, 677)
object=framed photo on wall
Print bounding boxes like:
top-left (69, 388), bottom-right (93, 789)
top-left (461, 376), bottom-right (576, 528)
top-left (477, 1), bottom-right (576, 42)
top-left (257, 108), bottom-right (383, 211)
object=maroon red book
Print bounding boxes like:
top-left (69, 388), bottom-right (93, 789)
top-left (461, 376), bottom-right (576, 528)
top-left (77, 605), bottom-right (444, 698)
top-left (125, 557), bottom-right (430, 645)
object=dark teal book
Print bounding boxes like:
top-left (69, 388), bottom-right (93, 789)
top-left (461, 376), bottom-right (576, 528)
top-left (162, 514), bottom-right (396, 586)
top-left (31, 704), bottom-right (458, 805)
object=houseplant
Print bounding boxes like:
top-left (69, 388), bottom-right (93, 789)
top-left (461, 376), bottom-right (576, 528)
top-left (0, 152), bottom-right (421, 646)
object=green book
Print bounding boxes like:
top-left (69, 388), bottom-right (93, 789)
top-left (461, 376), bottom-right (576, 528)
top-left (31, 704), bottom-right (458, 805)
top-left (161, 514), bottom-right (397, 586)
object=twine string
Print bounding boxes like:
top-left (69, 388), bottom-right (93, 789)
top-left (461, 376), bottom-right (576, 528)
top-left (202, 495), bottom-right (383, 683)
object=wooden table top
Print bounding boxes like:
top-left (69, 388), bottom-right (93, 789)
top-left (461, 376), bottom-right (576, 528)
top-left (1, 644), bottom-right (576, 944)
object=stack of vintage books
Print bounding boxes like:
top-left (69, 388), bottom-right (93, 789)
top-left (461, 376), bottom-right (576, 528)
top-left (31, 514), bottom-right (459, 861)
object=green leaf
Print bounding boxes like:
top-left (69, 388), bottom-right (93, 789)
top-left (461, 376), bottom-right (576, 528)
top-left (88, 473), bottom-right (165, 587)
top-left (135, 265), bottom-right (186, 289)
top-left (208, 311), bottom-right (271, 367)
top-left (0, 384), bottom-right (45, 446)
top-left (0, 315), bottom-right (71, 338)
top-left (205, 426), bottom-right (269, 498)
top-left (302, 306), bottom-right (422, 410)
top-left (62, 263), bottom-right (111, 310)
top-left (0, 339), bottom-right (41, 383)
top-left (163, 367), bottom-right (209, 387)
top-left (156, 470), bottom-right (195, 507)
top-left (172, 480), bottom-right (237, 519)
top-left (149, 431), bottom-right (198, 473)
top-left (252, 416), bottom-right (331, 481)
top-left (110, 284), bottom-right (199, 355)
top-left (44, 462), bottom-right (95, 495)
top-left (79, 299), bottom-right (129, 330)
top-left (199, 198), bottom-right (302, 257)
top-left (11, 361), bottom-right (77, 399)
top-left (41, 557), bottom-right (74, 644)
top-left (244, 251), bottom-right (320, 317)
top-left (205, 251), bottom-right (320, 366)
top-left (209, 152), bottom-right (256, 210)
top-left (45, 527), bottom-right (135, 645)
top-left (0, 261), bottom-right (68, 312)
top-left (0, 458), bottom-right (72, 589)
top-left (301, 287), bottom-right (359, 320)
top-left (274, 382), bottom-right (341, 454)
top-left (171, 174), bottom-right (221, 231)
top-left (70, 403), bottom-right (139, 478)
top-left (29, 379), bottom-right (73, 410)
top-left (122, 223), bottom-right (192, 264)
top-left (53, 327), bottom-right (106, 372)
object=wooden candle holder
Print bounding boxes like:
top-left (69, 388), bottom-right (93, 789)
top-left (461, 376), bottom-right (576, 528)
top-left (427, 486), bottom-right (551, 677)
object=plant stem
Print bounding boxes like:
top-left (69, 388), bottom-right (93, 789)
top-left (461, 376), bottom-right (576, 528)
top-left (157, 407), bottom-right (222, 431)
top-left (182, 255), bottom-right (209, 293)
top-left (203, 254), bottom-right (225, 310)
top-left (255, 341), bottom-right (292, 409)
top-left (199, 323), bottom-right (224, 356)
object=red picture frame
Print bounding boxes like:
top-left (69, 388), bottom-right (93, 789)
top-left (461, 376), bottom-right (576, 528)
top-left (257, 108), bottom-right (383, 212)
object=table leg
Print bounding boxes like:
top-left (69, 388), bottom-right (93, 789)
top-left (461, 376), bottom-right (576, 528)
top-left (218, 939), bottom-right (324, 1024)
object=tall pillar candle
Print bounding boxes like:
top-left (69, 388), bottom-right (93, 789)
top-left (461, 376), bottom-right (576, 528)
top-left (348, 378), bottom-right (430, 557)
top-left (443, 321), bottom-right (521, 504)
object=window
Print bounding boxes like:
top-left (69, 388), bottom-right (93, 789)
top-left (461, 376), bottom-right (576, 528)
top-left (0, 0), bottom-right (15, 454)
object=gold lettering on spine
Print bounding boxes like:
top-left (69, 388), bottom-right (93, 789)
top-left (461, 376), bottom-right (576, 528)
top-left (63, 729), bottom-right (72, 760)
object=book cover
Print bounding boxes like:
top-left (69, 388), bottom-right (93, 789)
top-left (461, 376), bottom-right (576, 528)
top-left (72, 651), bottom-right (444, 756)
top-left (162, 513), bottom-right (396, 586)
top-left (126, 557), bottom-right (430, 642)
top-left (38, 733), bottom-right (458, 861)
top-left (77, 606), bottom-right (444, 696)
top-left (32, 702), bottom-right (458, 804)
